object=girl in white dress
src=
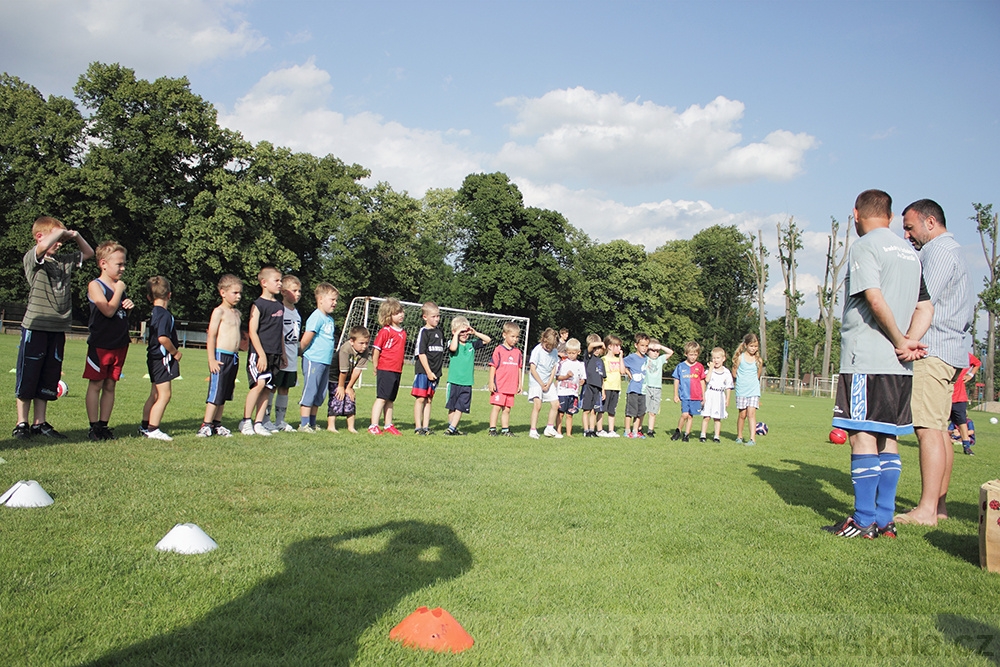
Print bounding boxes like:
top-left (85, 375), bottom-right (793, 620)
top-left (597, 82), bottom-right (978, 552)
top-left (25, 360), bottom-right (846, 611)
top-left (700, 347), bottom-right (734, 443)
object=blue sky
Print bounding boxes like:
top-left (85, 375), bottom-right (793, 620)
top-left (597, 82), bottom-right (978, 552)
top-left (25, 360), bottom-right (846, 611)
top-left (2, 0), bottom-right (998, 318)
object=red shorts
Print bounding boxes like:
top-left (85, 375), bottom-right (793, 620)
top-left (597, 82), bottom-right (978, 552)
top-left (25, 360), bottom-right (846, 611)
top-left (83, 345), bottom-right (129, 381)
top-left (490, 392), bottom-right (516, 408)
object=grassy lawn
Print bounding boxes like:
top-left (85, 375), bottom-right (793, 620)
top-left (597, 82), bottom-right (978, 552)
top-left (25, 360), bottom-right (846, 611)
top-left (2, 335), bottom-right (999, 666)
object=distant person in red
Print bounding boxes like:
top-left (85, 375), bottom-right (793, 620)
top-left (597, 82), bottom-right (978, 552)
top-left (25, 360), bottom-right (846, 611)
top-left (949, 353), bottom-right (981, 456)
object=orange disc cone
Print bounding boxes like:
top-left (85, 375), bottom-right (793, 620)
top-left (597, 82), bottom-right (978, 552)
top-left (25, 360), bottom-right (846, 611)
top-left (389, 606), bottom-right (474, 653)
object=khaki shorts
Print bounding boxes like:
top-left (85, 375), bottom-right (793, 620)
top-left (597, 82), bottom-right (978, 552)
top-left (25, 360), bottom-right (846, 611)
top-left (911, 357), bottom-right (958, 430)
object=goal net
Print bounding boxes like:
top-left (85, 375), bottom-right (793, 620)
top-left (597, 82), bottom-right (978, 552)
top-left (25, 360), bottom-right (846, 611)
top-left (339, 297), bottom-right (531, 386)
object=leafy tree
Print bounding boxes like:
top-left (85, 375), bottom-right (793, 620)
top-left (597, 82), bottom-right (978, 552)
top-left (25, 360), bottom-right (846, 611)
top-left (816, 216), bottom-right (850, 379)
top-left (777, 217), bottom-right (803, 381)
top-left (746, 230), bottom-right (769, 362)
top-left (0, 74), bottom-right (85, 304)
top-left (689, 225), bottom-right (756, 353)
top-left (974, 202), bottom-right (998, 401)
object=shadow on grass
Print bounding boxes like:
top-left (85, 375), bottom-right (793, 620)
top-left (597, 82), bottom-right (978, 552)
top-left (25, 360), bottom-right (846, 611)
top-left (749, 459), bottom-right (852, 522)
top-left (925, 530), bottom-right (980, 566)
top-left (83, 520), bottom-right (472, 666)
top-left (936, 614), bottom-right (1000, 664)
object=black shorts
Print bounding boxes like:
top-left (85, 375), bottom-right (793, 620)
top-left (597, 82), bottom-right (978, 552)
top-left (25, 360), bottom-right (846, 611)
top-left (601, 389), bottom-right (620, 416)
top-left (247, 351), bottom-right (282, 390)
top-left (376, 369), bottom-right (401, 401)
top-left (446, 384), bottom-right (472, 413)
top-left (949, 401), bottom-right (968, 427)
top-left (625, 392), bottom-right (646, 418)
top-left (148, 353), bottom-right (180, 385)
top-left (15, 328), bottom-right (65, 401)
top-left (558, 395), bottom-right (579, 415)
top-left (206, 351), bottom-right (238, 406)
top-left (581, 385), bottom-right (603, 412)
top-left (832, 373), bottom-right (913, 437)
top-left (274, 370), bottom-right (298, 389)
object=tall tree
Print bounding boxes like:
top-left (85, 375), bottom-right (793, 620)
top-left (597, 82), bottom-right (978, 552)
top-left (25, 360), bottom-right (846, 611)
top-left (974, 202), bottom-right (998, 402)
top-left (689, 225), bottom-right (756, 353)
top-left (0, 74), bottom-right (85, 304)
top-left (777, 217), bottom-right (803, 384)
top-left (816, 216), bottom-right (851, 380)
top-left (746, 229), bottom-right (769, 364)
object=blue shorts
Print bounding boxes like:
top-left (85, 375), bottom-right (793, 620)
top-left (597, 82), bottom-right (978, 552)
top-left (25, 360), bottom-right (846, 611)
top-left (558, 395), bottom-right (580, 415)
top-left (299, 358), bottom-right (331, 407)
top-left (446, 384), bottom-right (472, 413)
top-left (681, 399), bottom-right (702, 416)
top-left (206, 350), bottom-right (238, 406)
top-left (411, 373), bottom-right (438, 399)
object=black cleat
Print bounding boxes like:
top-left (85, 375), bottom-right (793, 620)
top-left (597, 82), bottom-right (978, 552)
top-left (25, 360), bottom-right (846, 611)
top-left (31, 422), bottom-right (67, 439)
top-left (878, 522), bottom-right (897, 539)
top-left (682, 433), bottom-right (690, 442)
top-left (822, 516), bottom-right (878, 539)
top-left (671, 429), bottom-right (681, 441)
top-left (12, 422), bottom-right (31, 439)
top-left (444, 428), bottom-right (465, 436)
top-left (646, 429), bottom-right (655, 438)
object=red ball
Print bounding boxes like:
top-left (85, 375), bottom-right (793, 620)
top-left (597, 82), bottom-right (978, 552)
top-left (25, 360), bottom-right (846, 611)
top-left (829, 428), bottom-right (848, 444)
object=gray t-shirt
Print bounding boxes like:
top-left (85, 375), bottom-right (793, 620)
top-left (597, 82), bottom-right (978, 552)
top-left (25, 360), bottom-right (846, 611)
top-left (22, 246), bottom-right (83, 332)
top-left (839, 226), bottom-right (922, 375)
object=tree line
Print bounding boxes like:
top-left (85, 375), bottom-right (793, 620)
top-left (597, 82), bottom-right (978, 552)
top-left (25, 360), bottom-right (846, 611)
top-left (0, 62), bottom-right (862, 377)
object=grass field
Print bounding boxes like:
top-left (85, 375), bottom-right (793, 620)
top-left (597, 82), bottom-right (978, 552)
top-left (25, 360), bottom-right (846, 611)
top-left (2, 335), bottom-right (1000, 666)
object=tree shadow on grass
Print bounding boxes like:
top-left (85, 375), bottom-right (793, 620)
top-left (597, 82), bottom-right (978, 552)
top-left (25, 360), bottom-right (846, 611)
top-left (749, 459), bottom-right (853, 523)
top-left (83, 520), bottom-right (472, 666)
top-left (925, 529), bottom-right (981, 566)
top-left (936, 614), bottom-right (1000, 664)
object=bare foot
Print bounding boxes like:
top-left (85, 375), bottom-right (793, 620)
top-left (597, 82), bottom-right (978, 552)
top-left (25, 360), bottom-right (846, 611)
top-left (894, 510), bottom-right (938, 526)
top-left (347, 428), bottom-right (358, 433)
top-left (327, 426), bottom-right (338, 433)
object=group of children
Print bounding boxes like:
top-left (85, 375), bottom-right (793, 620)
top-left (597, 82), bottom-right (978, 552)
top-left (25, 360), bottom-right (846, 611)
top-left (13, 216), bottom-right (771, 442)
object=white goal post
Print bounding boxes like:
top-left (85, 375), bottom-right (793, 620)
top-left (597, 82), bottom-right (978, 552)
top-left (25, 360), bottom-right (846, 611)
top-left (339, 297), bottom-right (531, 387)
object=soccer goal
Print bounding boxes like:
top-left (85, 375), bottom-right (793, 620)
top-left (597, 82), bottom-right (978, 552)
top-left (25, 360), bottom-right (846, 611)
top-left (339, 297), bottom-right (531, 386)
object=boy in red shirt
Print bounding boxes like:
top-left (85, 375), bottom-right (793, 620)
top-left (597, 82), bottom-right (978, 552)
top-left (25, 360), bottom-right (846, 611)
top-left (488, 322), bottom-right (523, 436)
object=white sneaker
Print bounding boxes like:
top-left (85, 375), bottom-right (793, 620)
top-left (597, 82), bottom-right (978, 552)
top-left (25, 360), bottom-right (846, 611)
top-left (239, 419), bottom-right (254, 436)
top-left (607, 430), bottom-right (620, 438)
top-left (262, 420), bottom-right (279, 433)
top-left (298, 424), bottom-right (315, 433)
top-left (276, 421), bottom-right (295, 432)
top-left (214, 424), bottom-right (233, 437)
top-left (597, 430), bottom-right (609, 437)
top-left (146, 428), bottom-right (173, 441)
top-left (197, 425), bottom-right (213, 438)
top-left (529, 429), bottom-right (540, 439)
top-left (543, 425), bottom-right (563, 439)
top-left (253, 422), bottom-right (272, 437)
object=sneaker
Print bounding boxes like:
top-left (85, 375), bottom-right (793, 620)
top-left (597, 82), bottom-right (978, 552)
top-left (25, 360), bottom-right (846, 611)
top-left (415, 428), bottom-right (424, 435)
top-left (699, 434), bottom-right (707, 443)
top-left (298, 424), bottom-right (315, 433)
top-left (746, 439), bottom-right (756, 447)
top-left (239, 419), bottom-right (254, 436)
top-left (607, 431), bottom-right (620, 438)
top-left (822, 516), bottom-right (877, 539)
top-left (12, 422), bottom-right (31, 439)
top-left (712, 437), bottom-right (721, 443)
top-left (89, 427), bottom-right (103, 441)
top-left (423, 428), bottom-right (434, 436)
top-left (368, 424), bottom-right (382, 435)
top-left (735, 437), bottom-right (744, 445)
top-left (261, 420), bottom-right (279, 433)
top-left (197, 425), bottom-right (214, 438)
top-left (253, 422), bottom-right (273, 437)
top-left (214, 424), bottom-right (233, 437)
top-left (543, 425), bottom-right (560, 438)
top-left (275, 421), bottom-right (295, 432)
top-left (636, 431), bottom-right (646, 439)
top-left (145, 428), bottom-right (173, 441)
top-left (878, 522), bottom-right (897, 539)
top-left (383, 424), bottom-right (402, 436)
top-left (444, 428), bottom-right (465, 436)
top-left (529, 430), bottom-right (540, 439)
top-left (646, 429), bottom-right (655, 438)
top-left (597, 430), bottom-right (609, 438)
top-left (964, 446), bottom-right (975, 456)
top-left (501, 430), bottom-right (516, 437)
top-left (31, 422), bottom-right (67, 439)
top-left (671, 429), bottom-right (681, 441)
top-left (100, 425), bottom-right (117, 440)
top-left (489, 428), bottom-right (499, 437)
top-left (682, 433), bottom-right (690, 442)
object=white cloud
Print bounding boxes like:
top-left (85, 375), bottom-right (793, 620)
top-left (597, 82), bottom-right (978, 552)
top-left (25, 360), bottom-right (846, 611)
top-left (0, 0), bottom-right (266, 92)
top-left (494, 87), bottom-right (817, 187)
top-left (218, 60), bottom-right (482, 196)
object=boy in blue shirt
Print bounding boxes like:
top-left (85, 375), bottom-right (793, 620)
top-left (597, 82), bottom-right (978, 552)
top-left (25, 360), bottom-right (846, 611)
top-left (297, 283), bottom-right (339, 432)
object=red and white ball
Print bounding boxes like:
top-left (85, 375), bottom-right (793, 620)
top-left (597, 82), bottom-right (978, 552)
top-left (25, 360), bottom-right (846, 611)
top-left (829, 428), bottom-right (848, 444)
top-left (57, 380), bottom-right (68, 397)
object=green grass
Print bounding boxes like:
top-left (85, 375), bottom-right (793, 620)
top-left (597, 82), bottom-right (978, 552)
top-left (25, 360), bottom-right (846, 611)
top-left (2, 335), bottom-right (999, 666)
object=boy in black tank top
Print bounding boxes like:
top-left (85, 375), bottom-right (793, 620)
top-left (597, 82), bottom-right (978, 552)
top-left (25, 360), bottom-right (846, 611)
top-left (84, 241), bottom-right (134, 440)
top-left (239, 266), bottom-right (285, 436)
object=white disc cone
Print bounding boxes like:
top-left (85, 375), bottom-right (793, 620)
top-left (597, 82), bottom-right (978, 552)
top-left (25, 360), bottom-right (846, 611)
top-left (155, 523), bottom-right (218, 554)
top-left (1, 480), bottom-right (54, 507)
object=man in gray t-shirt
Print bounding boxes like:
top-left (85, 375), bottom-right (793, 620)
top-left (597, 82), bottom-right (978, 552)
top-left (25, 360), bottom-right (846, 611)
top-left (827, 190), bottom-right (932, 539)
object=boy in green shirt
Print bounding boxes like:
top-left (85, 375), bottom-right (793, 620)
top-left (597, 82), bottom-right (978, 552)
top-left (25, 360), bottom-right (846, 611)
top-left (443, 316), bottom-right (491, 436)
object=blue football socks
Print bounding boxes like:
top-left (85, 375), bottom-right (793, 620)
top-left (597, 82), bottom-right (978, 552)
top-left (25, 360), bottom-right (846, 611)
top-left (850, 453), bottom-right (881, 527)
top-left (875, 451), bottom-right (902, 528)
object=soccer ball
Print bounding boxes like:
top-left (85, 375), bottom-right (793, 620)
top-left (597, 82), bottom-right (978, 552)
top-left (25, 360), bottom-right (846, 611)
top-left (57, 380), bottom-right (68, 397)
top-left (755, 422), bottom-right (768, 436)
top-left (829, 428), bottom-right (848, 444)
top-left (991, 417), bottom-right (998, 425)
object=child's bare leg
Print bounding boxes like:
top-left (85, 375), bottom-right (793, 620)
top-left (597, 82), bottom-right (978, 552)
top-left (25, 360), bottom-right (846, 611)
top-left (413, 397), bottom-right (426, 430)
top-left (501, 406), bottom-right (511, 429)
top-left (371, 398), bottom-right (386, 427)
top-left (648, 412), bottom-right (656, 432)
top-left (565, 414), bottom-right (573, 436)
top-left (86, 380), bottom-right (102, 422)
top-left (448, 409), bottom-right (461, 430)
top-left (714, 418), bottom-right (722, 439)
top-left (700, 416), bottom-right (710, 437)
top-left (99, 378), bottom-right (116, 421)
top-left (383, 400), bottom-right (394, 428)
top-left (746, 405), bottom-right (757, 439)
top-left (547, 400), bottom-right (559, 429)
top-left (607, 414), bottom-right (616, 433)
top-left (244, 384), bottom-right (264, 420)
top-left (736, 409), bottom-right (746, 439)
top-left (346, 414), bottom-right (357, 433)
top-left (596, 412), bottom-right (604, 431)
top-left (147, 382), bottom-right (172, 427)
top-left (530, 398), bottom-right (542, 431)
top-left (624, 415), bottom-right (633, 433)
top-left (253, 389), bottom-right (272, 423)
top-left (489, 404), bottom-right (502, 428)
top-left (422, 398), bottom-right (432, 429)
top-left (203, 402), bottom-right (219, 425)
